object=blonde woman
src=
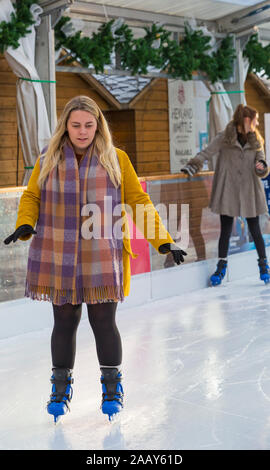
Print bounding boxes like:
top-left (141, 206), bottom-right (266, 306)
top-left (182, 104), bottom-right (269, 286)
top-left (4, 96), bottom-right (186, 423)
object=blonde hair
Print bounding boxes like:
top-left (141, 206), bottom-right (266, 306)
top-left (233, 104), bottom-right (264, 149)
top-left (38, 96), bottom-right (121, 188)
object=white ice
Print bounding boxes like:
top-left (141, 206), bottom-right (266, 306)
top-left (1, 273), bottom-right (270, 450)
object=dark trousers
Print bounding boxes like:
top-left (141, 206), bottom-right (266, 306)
top-left (51, 302), bottom-right (122, 369)
top-left (218, 215), bottom-right (266, 259)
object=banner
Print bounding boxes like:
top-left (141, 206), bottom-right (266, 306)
top-left (168, 79), bottom-right (196, 173)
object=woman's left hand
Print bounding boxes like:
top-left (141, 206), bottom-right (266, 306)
top-left (159, 243), bottom-right (187, 265)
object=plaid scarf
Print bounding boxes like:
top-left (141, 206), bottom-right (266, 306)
top-left (25, 142), bottom-right (124, 305)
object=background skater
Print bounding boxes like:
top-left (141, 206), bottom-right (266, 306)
top-left (182, 104), bottom-right (269, 286)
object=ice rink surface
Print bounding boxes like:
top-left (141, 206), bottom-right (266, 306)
top-left (1, 273), bottom-right (270, 450)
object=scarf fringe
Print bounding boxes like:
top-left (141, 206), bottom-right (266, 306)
top-left (25, 281), bottom-right (124, 305)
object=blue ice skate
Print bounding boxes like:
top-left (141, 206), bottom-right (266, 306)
top-left (210, 259), bottom-right (227, 286)
top-left (100, 368), bottom-right (124, 421)
top-left (258, 258), bottom-right (270, 284)
top-left (47, 368), bottom-right (73, 424)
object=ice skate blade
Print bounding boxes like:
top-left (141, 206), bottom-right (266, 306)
top-left (54, 415), bottom-right (62, 425)
top-left (107, 411), bottom-right (122, 422)
top-left (103, 409), bottom-right (121, 422)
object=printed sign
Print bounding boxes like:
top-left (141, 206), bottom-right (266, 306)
top-left (168, 79), bottom-right (197, 173)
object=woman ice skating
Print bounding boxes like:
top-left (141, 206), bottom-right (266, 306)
top-left (181, 104), bottom-right (269, 286)
top-left (4, 96), bottom-right (186, 423)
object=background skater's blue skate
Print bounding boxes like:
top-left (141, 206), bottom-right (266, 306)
top-left (258, 258), bottom-right (270, 284)
top-left (210, 259), bottom-right (227, 286)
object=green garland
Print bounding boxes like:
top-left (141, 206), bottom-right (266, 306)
top-left (243, 33), bottom-right (270, 78)
top-left (55, 16), bottom-right (115, 73)
top-left (113, 22), bottom-right (171, 75)
top-left (162, 26), bottom-right (236, 82)
top-left (1, 1), bottom-right (270, 84)
top-left (0, 0), bottom-right (35, 54)
top-left (55, 18), bottom-right (236, 83)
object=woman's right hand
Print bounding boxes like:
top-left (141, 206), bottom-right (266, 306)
top-left (3, 224), bottom-right (37, 244)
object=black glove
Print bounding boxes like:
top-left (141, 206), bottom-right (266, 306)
top-left (181, 164), bottom-right (197, 177)
top-left (4, 224), bottom-right (37, 245)
top-left (159, 243), bottom-right (187, 265)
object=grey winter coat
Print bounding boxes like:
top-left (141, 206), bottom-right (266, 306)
top-left (188, 121), bottom-right (269, 218)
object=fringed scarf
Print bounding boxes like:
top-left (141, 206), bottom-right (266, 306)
top-left (25, 142), bottom-right (124, 305)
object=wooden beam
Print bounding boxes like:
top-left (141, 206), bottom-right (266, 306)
top-left (36, 14), bottom-right (57, 132)
top-left (39, 0), bottom-right (74, 15)
top-left (55, 64), bottom-right (207, 82)
top-left (217, 1), bottom-right (270, 33)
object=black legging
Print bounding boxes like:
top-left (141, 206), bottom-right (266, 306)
top-left (51, 302), bottom-right (122, 369)
top-left (218, 214), bottom-right (266, 259)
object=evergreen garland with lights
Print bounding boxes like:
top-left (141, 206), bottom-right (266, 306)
top-left (55, 16), bottom-right (115, 72)
top-left (55, 18), bottom-right (236, 83)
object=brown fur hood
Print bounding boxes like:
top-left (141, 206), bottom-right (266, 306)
top-left (223, 121), bottom-right (262, 150)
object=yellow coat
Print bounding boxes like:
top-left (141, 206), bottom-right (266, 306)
top-left (15, 148), bottom-right (174, 297)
